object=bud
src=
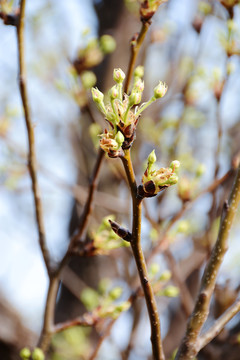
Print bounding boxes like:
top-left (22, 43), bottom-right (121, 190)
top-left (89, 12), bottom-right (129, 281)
top-left (153, 81), bottom-right (168, 99)
top-left (115, 131), bottom-right (124, 147)
top-left (109, 287), bottom-right (122, 300)
top-left (81, 71), bottom-right (96, 89)
top-left (196, 163), bottom-right (206, 177)
top-left (91, 87), bottom-right (104, 104)
top-left (148, 150), bottom-right (157, 166)
top-left (91, 87), bottom-right (106, 115)
top-left (134, 65), bottom-right (144, 79)
top-left (129, 91), bottom-right (142, 106)
top-left (161, 285), bottom-right (179, 298)
top-left (113, 68), bottom-right (125, 83)
top-left (109, 85), bottom-right (119, 100)
top-left (149, 263), bottom-right (160, 276)
top-left (167, 173), bottom-right (178, 185)
top-left (32, 348), bottom-right (45, 360)
top-left (133, 79), bottom-right (144, 92)
top-left (20, 348), bottom-right (31, 360)
top-left (159, 270), bottom-right (171, 282)
top-left (170, 160), bottom-right (180, 173)
top-left (100, 34), bottom-right (116, 54)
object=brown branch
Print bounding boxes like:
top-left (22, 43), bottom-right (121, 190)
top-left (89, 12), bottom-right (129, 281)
top-left (58, 147), bottom-right (104, 271)
top-left (16, 0), bottom-right (51, 274)
top-left (197, 298), bottom-right (240, 351)
top-left (121, 149), bottom-right (165, 360)
top-left (124, 20), bottom-right (151, 94)
top-left (89, 319), bottom-right (115, 360)
top-left (175, 163), bottom-right (240, 360)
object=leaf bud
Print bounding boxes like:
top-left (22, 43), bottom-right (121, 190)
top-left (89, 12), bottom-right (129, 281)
top-left (159, 270), bottom-right (172, 282)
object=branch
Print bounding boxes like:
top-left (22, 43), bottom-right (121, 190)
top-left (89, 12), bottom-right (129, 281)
top-left (16, 0), bottom-right (51, 273)
top-left (197, 298), bottom-right (240, 351)
top-left (58, 147), bottom-right (104, 271)
top-left (124, 20), bottom-right (151, 94)
top-left (175, 163), bottom-right (240, 360)
top-left (121, 149), bottom-right (165, 360)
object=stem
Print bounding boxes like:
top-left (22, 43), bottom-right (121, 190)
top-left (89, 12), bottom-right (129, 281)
top-left (175, 163), bottom-right (240, 360)
top-left (121, 149), bottom-right (164, 360)
top-left (38, 276), bottom-right (59, 352)
top-left (17, 0), bottom-right (51, 274)
top-left (124, 20), bottom-right (151, 94)
top-left (59, 148), bottom-right (104, 270)
top-left (197, 298), bottom-right (240, 351)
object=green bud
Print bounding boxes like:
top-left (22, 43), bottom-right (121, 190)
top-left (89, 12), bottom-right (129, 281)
top-left (177, 220), bottom-right (190, 233)
top-left (162, 285), bottom-right (179, 297)
top-left (100, 34), bottom-right (116, 54)
top-left (32, 348), bottom-right (45, 360)
top-left (148, 150), bottom-right (157, 166)
top-left (129, 91), bottom-right (142, 106)
top-left (20, 348), bottom-right (31, 360)
top-left (91, 87), bottom-right (104, 104)
top-left (168, 174), bottom-right (178, 185)
top-left (115, 131), bottom-right (124, 147)
top-left (134, 65), bottom-right (144, 78)
top-left (81, 71), bottom-right (97, 89)
top-left (133, 79), bottom-right (144, 92)
top-left (196, 163), bottom-right (206, 177)
top-left (170, 160), bottom-right (180, 173)
top-left (227, 19), bottom-right (237, 32)
top-left (81, 287), bottom-right (100, 311)
top-left (113, 68), bottom-right (125, 83)
top-left (149, 263), bottom-right (160, 276)
top-left (109, 85), bottom-right (119, 100)
top-left (198, 1), bottom-right (212, 15)
top-left (153, 81), bottom-right (168, 99)
top-left (159, 270), bottom-right (171, 282)
top-left (109, 286), bottom-right (122, 300)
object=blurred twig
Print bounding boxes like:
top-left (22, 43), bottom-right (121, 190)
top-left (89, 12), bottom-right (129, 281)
top-left (16, 0), bottom-right (51, 273)
top-left (176, 163), bottom-right (240, 360)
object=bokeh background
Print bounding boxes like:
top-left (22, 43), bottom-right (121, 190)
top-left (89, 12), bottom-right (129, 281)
top-left (1, 0), bottom-right (240, 359)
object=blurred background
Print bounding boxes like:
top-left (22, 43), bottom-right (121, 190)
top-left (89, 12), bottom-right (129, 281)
top-left (0, 0), bottom-right (240, 359)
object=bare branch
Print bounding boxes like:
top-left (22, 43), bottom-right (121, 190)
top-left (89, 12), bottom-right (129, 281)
top-left (175, 163), bottom-right (240, 360)
top-left (16, 0), bottom-right (51, 273)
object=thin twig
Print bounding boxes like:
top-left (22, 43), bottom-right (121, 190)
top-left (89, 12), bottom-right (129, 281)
top-left (124, 20), bottom-right (151, 94)
top-left (89, 319), bottom-right (115, 360)
top-left (148, 169), bottom-right (232, 261)
top-left (121, 149), bottom-right (164, 360)
top-left (58, 147), bottom-right (104, 272)
top-left (175, 163), bottom-right (240, 360)
top-left (197, 298), bottom-right (240, 351)
top-left (16, 0), bottom-right (51, 274)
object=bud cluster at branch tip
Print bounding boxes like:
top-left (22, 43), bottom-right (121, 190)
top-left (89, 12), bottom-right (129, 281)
top-left (138, 151), bottom-right (180, 197)
top-left (140, 0), bottom-right (169, 21)
top-left (91, 67), bottom-right (168, 157)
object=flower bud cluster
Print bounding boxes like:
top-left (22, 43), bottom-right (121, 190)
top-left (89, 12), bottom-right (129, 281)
top-left (139, 150), bottom-right (180, 197)
top-left (140, 0), bottom-right (169, 21)
top-left (91, 67), bottom-right (168, 157)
